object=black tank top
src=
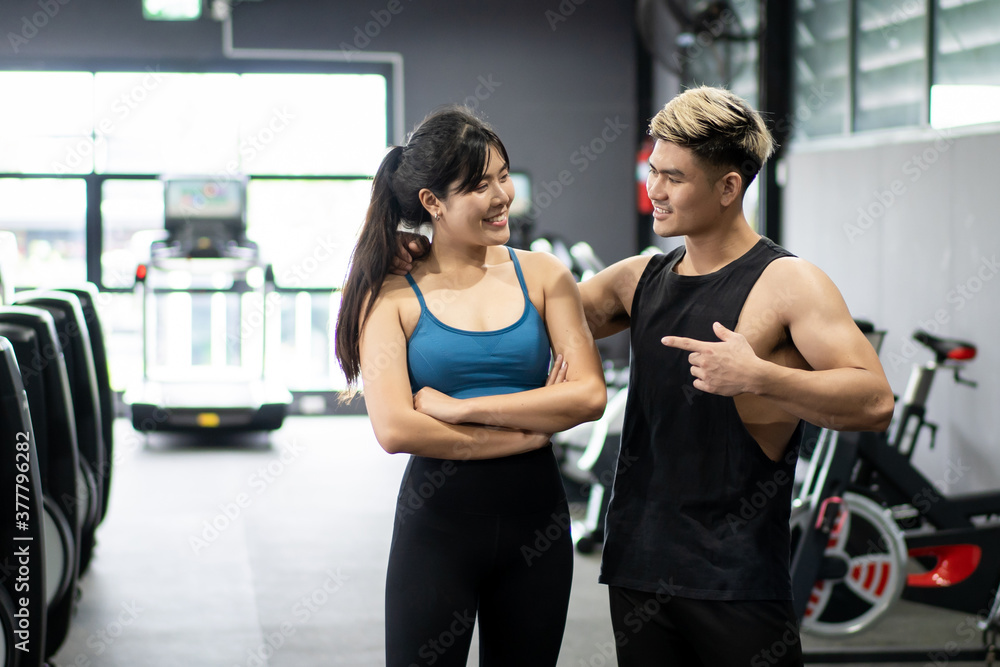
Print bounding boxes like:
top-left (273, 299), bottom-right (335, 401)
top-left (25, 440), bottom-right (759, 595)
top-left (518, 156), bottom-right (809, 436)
top-left (599, 237), bottom-right (803, 600)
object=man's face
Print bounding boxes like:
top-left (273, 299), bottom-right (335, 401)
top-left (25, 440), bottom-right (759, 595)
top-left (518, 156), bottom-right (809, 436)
top-left (646, 140), bottom-right (726, 239)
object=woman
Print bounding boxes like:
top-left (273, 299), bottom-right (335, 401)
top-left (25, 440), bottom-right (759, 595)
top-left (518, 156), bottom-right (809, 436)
top-left (334, 106), bottom-right (606, 666)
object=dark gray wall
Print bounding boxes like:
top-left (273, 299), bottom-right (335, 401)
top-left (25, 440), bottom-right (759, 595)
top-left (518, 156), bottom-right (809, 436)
top-left (783, 125), bottom-right (1000, 492)
top-left (0, 0), bottom-right (639, 263)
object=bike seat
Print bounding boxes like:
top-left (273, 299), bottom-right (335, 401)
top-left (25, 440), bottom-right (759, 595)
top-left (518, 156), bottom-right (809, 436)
top-left (913, 330), bottom-right (977, 363)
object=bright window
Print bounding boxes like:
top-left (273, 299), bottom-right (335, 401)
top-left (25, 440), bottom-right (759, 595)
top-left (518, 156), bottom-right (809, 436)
top-left (794, 0), bottom-right (1000, 137)
top-left (94, 72), bottom-right (242, 175)
top-left (142, 0), bottom-right (201, 20)
top-left (0, 178), bottom-right (87, 287)
top-left (0, 67), bottom-right (389, 395)
top-left (239, 74), bottom-right (387, 176)
top-left (855, 0), bottom-right (927, 132)
top-left (931, 84), bottom-right (1000, 129)
top-left (101, 179), bottom-right (166, 289)
top-left (246, 179), bottom-right (373, 289)
top-left (932, 0), bottom-right (1000, 129)
top-left (794, 0), bottom-right (850, 138)
top-left (0, 70), bottom-right (388, 177)
top-left (0, 72), bottom-right (94, 173)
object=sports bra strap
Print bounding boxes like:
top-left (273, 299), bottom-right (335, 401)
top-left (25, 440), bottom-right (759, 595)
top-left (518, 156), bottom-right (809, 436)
top-left (506, 246), bottom-right (531, 300)
top-left (406, 247), bottom-right (528, 310)
top-left (404, 273), bottom-right (429, 311)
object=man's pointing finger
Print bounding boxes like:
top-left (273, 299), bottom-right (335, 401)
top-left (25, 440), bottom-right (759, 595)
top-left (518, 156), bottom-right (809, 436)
top-left (661, 335), bottom-right (708, 352)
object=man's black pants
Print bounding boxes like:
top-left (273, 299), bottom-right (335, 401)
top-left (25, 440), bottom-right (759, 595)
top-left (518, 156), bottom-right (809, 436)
top-left (609, 585), bottom-right (804, 666)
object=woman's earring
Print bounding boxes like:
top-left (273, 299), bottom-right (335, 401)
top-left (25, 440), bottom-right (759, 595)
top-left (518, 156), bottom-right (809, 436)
top-left (434, 213), bottom-right (440, 221)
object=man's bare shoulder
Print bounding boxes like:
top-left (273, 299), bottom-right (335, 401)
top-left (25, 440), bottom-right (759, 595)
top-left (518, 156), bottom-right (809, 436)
top-left (753, 255), bottom-right (851, 324)
top-left (761, 256), bottom-right (839, 296)
top-left (767, 254), bottom-right (828, 278)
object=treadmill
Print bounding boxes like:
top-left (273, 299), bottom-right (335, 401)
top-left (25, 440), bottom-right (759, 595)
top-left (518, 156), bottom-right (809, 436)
top-left (124, 177), bottom-right (291, 433)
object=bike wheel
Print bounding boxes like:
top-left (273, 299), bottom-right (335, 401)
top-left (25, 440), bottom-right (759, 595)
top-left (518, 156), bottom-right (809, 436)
top-left (792, 491), bottom-right (908, 636)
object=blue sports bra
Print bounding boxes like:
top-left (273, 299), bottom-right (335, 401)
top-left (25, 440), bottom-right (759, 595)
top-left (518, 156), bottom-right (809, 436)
top-left (405, 247), bottom-right (551, 399)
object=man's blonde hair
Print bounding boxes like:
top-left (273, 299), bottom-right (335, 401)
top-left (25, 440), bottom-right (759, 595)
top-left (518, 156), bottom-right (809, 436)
top-left (649, 86), bottom-right (775, 191)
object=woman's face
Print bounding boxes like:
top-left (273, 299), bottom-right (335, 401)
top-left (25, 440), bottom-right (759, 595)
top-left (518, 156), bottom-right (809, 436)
top-left (436, 145), bottom-right (514, 247)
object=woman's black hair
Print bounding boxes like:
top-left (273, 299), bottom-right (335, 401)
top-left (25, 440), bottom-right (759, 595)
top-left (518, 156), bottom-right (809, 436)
top-left (334, 106), bottom-right (510, 386)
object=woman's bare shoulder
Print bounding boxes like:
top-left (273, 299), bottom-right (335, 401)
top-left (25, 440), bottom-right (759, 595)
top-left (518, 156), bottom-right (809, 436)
top-left (510, 246), bottom-right (572, 280)
top-left (361, 273), bottom-right (413, 313)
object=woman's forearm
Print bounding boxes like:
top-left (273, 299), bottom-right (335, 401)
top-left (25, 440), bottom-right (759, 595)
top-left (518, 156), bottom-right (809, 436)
top-left (458, 378), bottom-right (607, 433)
top-left (374, 409), bottom-right (551, 460)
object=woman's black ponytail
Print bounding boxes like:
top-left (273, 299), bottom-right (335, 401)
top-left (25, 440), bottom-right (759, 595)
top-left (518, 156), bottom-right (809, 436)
top-left (334, 106), bottom-right (511, 389)
top-left (335, 145), bottom-right (406, 386)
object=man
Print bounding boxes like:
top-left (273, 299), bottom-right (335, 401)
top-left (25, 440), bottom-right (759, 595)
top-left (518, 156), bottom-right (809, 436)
top-left (393, 87), bottom-right (894, 665)
top-left (575, 86), bottom-right (893, 665)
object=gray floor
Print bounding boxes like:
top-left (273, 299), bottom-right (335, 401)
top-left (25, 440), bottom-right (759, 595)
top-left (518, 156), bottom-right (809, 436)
top-left (50, 415), bottom-right (992, 666)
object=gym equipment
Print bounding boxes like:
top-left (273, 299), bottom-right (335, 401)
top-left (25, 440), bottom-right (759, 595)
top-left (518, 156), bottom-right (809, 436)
top-left (0, 231), bottom-right (15, 306)
top-left (125, 177), bottom-right (291, 433)
top-left (636, 0), bottom-right (756, 89)
top-left (51, 285), bottom-right (114, 523)
top-left (558, 363), bottom-right (629, 554)
top-left (0, 337), bottom-right (47, 667)
top-left (567, 241), bottom-right (605, 281)
top-left (537, 238), bottom-right (625, 552)
top-left (529, 236), bottom-right (575, 276)
top-left (505, 171), bottom-right (534, 250)
top-left (0, 308), bottom-right (82, 659)
top-left (532, 236), bottom-right (634, 551)
top-left (791, 327), bottom-right (1000, 662)
top-left (12, 291), bottom-right (105, 574)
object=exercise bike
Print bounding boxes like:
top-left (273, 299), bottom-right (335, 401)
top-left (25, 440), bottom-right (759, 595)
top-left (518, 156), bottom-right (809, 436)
top-left (790, 326), bottom-right (1000, 662)
top-left (533, 237), bottom-right (640, 552)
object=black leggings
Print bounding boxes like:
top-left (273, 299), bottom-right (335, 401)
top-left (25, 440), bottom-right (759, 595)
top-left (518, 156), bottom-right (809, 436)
top-left (385, 501), bottom-right (573, 667)
top-left (609, 586), bottom-right (804, 667)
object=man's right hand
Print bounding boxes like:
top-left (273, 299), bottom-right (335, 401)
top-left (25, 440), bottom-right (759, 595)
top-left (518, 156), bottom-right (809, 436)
top-left (391, 232), bottom-right (431, 275)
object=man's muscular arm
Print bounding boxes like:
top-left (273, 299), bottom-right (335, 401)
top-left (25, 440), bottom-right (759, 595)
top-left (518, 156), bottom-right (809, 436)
top-left (577, 255), bottom-right (652, 339)
top-left (663, 258), bottom-right (894, 432)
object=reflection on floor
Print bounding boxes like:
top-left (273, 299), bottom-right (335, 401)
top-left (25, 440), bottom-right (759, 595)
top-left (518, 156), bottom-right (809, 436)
top-left (51, 416), bottom-right (988, 666)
